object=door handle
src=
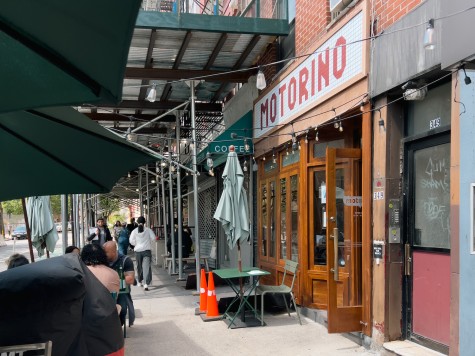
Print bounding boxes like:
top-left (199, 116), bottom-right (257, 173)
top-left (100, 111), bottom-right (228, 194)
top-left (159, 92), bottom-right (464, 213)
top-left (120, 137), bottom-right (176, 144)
top-left (405, 243), bottom-right (411, 276)
top-left (333, 227), bottom-right (339, 281)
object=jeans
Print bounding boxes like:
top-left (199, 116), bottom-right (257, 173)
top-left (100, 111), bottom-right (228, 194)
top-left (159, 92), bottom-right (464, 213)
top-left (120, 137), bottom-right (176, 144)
top-left (117, 292), bottom-right (135, 326)
top-left (136, 250), bottom-right (152, 285)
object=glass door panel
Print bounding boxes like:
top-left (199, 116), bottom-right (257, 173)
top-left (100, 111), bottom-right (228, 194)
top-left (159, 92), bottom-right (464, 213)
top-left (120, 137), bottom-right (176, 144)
top-left (290, 175), bottom-right (298, 262)
top-left (326, 147), bottom-right (362, 333)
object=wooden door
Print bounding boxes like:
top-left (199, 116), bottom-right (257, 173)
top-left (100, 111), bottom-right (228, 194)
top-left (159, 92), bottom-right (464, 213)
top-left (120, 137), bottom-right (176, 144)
top-left (326, 147), bottom-right (363, 333)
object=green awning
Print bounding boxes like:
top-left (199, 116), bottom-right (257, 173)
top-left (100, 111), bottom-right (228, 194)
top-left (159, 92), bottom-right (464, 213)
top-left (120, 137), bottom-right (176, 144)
top-left (197, 111), bottom-right (253, 169)
top-left (0, 107), bottom-right (156, 201)
top-left (0, 0), bottom-right (141, 113)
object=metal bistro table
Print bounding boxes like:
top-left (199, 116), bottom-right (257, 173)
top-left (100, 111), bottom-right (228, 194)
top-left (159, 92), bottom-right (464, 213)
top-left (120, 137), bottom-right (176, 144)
top-left (213, 267), bottom-right (270, 329)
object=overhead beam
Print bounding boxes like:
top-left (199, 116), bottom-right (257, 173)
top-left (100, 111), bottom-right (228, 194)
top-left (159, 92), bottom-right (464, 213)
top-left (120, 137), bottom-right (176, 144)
top-left (113, 100), bottom-right (222, 112)
top-left (136, 12), bottom-right (290, 36)
top-left (124, 67), bottom-right (252, 83)
top-left (85, 113), bottom-right (176, 122)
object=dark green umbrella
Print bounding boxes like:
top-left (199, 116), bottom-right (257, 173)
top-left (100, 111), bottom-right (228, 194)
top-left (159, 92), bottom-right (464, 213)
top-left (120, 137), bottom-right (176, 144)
top-left (0, 0), bottom-right (141, 113)
top-left (0, 107), bottom-right (156, 201)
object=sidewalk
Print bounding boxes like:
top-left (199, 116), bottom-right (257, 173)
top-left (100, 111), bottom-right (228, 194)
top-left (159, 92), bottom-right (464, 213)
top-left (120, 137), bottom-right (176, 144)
top-left (124, 259), bottom-right (377, 356)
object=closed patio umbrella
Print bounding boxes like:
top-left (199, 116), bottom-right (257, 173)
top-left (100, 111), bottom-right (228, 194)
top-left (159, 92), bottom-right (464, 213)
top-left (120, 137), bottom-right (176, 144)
top-left (0, 0), bottom-right (141, 113)
top-left (0, 106), bottom-right (156, 202)
top-left (213, 145), bottom-right (250, 271)
top-left (26, 196), bottom-right (59, 257)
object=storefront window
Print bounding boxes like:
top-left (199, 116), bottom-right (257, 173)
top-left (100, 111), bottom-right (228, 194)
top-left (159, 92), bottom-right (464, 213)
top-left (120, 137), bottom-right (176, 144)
top-left (261, 184), bottom-right (267, 256)
top-left (313, 140), bottom-right (345, 158)
top-left (280, 178), bottom-right (287, 259)
top-left (269, 181), bottom-right (276, 258)
top-left (406, 81), bottom-right (451, 137)
top-left (290, 175), bottom-right (298, 262)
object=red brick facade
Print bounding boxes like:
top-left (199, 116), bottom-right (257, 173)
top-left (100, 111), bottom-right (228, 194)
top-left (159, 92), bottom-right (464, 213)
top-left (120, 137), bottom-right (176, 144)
top-left (373, 0), bottom-right (423, 34)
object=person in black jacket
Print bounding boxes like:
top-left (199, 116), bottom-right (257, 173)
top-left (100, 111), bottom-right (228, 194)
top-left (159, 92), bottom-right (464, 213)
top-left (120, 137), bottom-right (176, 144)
top-left (167, 222), bottom-right (193, 258)
top-left (87, 218), bottom-right (112, 247)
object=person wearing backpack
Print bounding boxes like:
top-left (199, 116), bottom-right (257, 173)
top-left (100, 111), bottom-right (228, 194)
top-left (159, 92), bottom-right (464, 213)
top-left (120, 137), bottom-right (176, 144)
top-left (104, 241), bottom-right (136, 327)
top-left (117, 222), bottom-right (130, 256)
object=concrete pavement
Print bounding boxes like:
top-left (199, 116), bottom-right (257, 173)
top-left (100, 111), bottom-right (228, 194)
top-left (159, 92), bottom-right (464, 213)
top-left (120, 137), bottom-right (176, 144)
top-left (124, 259), bottom-right (377, 356)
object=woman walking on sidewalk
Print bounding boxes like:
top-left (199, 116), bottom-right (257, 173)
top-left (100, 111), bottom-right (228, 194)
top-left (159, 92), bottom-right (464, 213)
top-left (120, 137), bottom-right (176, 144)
top-left (129, 216), bottom-right (156, 291)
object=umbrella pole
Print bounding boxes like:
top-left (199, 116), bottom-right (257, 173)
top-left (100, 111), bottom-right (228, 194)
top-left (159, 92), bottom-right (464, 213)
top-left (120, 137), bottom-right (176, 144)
top-left (21, 198), bottom-right (35, 263)
top-left (238, 240), bottom-right (246, 322)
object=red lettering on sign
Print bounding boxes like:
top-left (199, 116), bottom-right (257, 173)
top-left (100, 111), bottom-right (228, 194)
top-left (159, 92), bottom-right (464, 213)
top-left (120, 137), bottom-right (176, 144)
top-left (260, 100), bottom-right (268, 129)
top-left (279, 83), bottom-right (287, 116)
top-left (318, 48), bottom-right (329, 92)
top-left (270, 93), bottom-right (277, 123)
top-left (299, 67), bottom-right (309, 105)
top-left (311, 59), bottom-right (315, 96)
top-left (288, 77), bottom-right (297, 110)
top-left (333, 36), bottom-right (346, 79)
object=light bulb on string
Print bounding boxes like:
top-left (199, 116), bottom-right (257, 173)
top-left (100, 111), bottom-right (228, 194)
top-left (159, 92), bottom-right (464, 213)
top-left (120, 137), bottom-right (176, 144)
top-left (339, 122), bottom-right (343, 132)
top-left (423, 19), bottom-right (435, 50)
top-left (272, 148), bottom-right (277, 164)
top-left (244, 138), bottom-right (250, 152)
top-left (146, 84), bottom-right (157, 102)
top-left (256, 66), bottom-right (266, 90)
top-left (243, 160), bottom-right (248, 172)
top-left (305, 130), bottom-right (309, 144)
top-left (316, 130), bottom-right (319, 142)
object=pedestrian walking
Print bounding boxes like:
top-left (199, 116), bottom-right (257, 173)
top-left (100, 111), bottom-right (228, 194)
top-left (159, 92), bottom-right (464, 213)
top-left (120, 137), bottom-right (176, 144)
top-left (87, 218), bottom-right (112, 247)
top-left (129, 216), bottom-right (156, 291)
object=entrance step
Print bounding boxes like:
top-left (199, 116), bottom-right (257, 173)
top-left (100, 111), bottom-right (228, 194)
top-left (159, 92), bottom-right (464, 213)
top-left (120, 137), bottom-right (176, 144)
top-left (383, 341), bottom-right (446, 356)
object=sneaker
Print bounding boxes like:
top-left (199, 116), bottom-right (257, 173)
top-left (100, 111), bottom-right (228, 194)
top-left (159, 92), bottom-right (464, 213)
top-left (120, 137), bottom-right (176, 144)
top-left (138, 281), bottom-right (143, 287)
top-left (144, 284), bottom-right (149, 291)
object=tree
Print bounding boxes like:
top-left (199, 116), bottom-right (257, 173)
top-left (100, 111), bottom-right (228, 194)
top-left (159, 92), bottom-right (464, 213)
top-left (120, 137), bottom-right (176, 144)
top-left (2, 199), bottom-right (23, 215)
top-left (99, 196), bottom-right (121, 222)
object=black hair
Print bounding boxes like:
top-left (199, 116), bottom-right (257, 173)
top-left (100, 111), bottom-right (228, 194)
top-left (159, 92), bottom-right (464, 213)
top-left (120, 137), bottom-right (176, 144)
top-left (80, 244), bottom-right (108, 266)
top-left (65, 245), bottom-right (79, 254)
top-left (7, 254), bottom-right (29, 269)
top-left (137, 216), bottom-right (145, 233)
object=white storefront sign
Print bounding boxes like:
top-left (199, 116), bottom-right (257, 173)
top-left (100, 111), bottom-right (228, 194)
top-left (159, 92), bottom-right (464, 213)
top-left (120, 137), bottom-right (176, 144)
top-left (254, 12), bottom-right (363, 139)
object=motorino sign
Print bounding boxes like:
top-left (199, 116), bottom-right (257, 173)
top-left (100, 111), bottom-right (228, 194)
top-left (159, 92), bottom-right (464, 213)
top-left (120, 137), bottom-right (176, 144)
top-left (254, 12), bottom-right (363, 139)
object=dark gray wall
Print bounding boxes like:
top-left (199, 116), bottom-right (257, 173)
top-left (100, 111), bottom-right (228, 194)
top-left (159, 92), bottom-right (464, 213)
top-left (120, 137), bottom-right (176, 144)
top-left (370, 0), bottom-right (441, 97)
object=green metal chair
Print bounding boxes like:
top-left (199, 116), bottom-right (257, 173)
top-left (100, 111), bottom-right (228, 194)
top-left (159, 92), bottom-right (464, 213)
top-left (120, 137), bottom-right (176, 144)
top-left (256, 259), bottom-right (302, 326)
top-left (0, 341), bottom-right (52, 356)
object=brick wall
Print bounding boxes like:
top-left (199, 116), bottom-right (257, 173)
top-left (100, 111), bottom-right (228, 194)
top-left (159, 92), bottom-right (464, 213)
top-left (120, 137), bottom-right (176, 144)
top-left (372, 0), bottom-right (424, 34)
top-left (295, 0), bottom-right (330, 56)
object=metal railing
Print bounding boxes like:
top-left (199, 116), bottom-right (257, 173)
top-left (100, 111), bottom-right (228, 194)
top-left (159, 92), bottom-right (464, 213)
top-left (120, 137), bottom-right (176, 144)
top-left (141, 0), bottom-right (288, 20)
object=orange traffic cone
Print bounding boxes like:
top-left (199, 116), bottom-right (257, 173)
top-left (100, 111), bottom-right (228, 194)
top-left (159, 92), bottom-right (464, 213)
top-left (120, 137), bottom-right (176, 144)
top-left (200, 271), bottom-right (221, 321)
top-left (198, 269), bottom-right (207, 314)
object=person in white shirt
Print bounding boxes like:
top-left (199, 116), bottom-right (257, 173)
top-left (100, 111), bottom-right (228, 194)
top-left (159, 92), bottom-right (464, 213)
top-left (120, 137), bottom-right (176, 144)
top-left (129, 216), bottom-right (156, 291)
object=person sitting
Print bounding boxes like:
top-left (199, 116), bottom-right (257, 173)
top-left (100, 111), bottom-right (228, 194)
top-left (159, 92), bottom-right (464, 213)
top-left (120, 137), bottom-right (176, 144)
top-left (65, 245), bottom-right (80, 254)
top-left (80, 244), bottom-right (119, 297)
top-left (6, 253), bottom-right (29, 269)
top-left (104, 241), bottom-right (136, 327)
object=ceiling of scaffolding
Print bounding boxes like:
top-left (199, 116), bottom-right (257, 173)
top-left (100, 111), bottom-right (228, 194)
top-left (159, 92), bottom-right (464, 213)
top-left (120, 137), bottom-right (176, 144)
top-left (79, 1), bottom-right (289, 202)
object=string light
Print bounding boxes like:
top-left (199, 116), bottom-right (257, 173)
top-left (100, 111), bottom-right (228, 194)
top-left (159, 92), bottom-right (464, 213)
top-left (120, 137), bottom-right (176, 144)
top-left (256, 66), bottom-right (266, 90)
top-left (378, 109), bottom-right (386, 133)
top-left (146, 83), bottom-right (157, 102)
top-left (206, 152), bottom-right (214, 168)
top-left (243, 160), bottom-right (248, 172)
top-left (423, 19), bottom-right (435, 50)
top-left (244, 138), bottom-right (250, 152)
top-left (305, 130), bottom-right (309, 144)
top-left (339, 122), bottom-right (343, 132)
top-left (252, 157), bottom-right (258, 171)
top-left (272, 148), bottom-right (277, 163)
